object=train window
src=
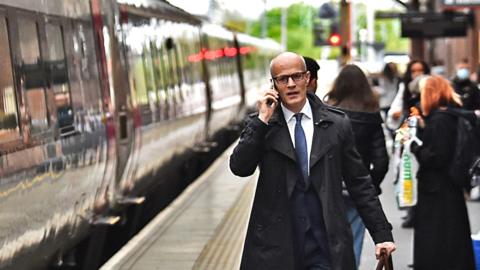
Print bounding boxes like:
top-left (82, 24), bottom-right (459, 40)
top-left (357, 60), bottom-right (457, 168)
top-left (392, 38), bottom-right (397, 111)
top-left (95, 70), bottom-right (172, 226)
top-left (157, 44), bottom-right (171, 119)
top-left (165, 38), bottom-right (178, 89)
top-left (131, 52), bottom-right (148, 106)
top-left (142, 43), bottom-right (159, 121)
top-left (18, 17), bottom-right (49, 134)
top-left (45, 23), bottom-right (73, 136)
top-left (0, 16), bottom-right (19, 143)
top-left (72, 22), bottom-right (101, 108)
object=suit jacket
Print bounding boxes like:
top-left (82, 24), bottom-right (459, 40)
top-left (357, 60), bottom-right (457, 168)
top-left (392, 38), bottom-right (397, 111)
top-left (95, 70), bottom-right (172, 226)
top-left (230, 96), bottom-right (393, 270)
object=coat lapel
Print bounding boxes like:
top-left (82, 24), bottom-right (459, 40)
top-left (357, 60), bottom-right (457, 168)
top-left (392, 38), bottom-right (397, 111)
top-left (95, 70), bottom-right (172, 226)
top-left (309, 100), bottom-right (335, 169)
top-left (267, 108), bottom-right (297, 162)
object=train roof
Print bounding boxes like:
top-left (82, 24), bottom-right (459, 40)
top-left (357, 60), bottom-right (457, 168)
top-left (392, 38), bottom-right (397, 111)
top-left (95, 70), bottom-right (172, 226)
top-left (201, 23), bottom-right (234, 41)
top-left (118, 0), bottom-right (202, 25)
top-left (235, 32), bottom-right (283, 52)
top-left (0, 0), bottom-right (90, 19)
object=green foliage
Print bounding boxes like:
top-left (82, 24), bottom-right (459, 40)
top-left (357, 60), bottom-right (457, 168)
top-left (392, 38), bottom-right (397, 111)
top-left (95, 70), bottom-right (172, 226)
top-left (375, 18), bottom-right (409, 53)
top-left (245, 2), bottom-right (408, 58)
top-left (247, 3), bottom-right (323, 59)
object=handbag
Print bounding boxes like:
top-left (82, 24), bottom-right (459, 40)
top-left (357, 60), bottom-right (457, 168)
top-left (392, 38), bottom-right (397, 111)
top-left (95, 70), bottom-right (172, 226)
top-left (375, 249), bottom-right (393, 270)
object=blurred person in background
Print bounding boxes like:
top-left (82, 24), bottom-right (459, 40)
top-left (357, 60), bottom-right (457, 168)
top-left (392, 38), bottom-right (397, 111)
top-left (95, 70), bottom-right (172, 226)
top-left (386, 60), bottom-right (430, 131)
top-left (430, 59), bottom-right (446, 77)
top-left (386, 60), bottom-right (430, 229)
top-left (377, 62), bottom-right (400, 117)
top-left (303, 56), bottom-right (320, 94)
top-left (452, 59), bottom-right (480, 110)
top-left (324, 64), bottom-right (389, 269)
top-left (376, 62), bottom-right (400, 143)
top-left (407, 75), bottom-right (476, 270)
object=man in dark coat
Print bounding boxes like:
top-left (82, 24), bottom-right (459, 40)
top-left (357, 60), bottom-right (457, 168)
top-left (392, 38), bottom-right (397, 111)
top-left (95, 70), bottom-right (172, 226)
top-left (230, 52), bottom-right (395, 270)
top-left (452, 59), bottom-right (480, 110)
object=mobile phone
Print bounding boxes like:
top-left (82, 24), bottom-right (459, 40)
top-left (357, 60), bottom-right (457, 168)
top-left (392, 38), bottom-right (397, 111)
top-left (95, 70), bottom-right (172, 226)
top-left (267, 82), bottom-right (278, 107)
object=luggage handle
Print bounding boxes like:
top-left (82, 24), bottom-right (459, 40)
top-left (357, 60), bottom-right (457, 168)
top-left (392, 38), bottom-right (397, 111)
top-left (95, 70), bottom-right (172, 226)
top-left (375, 248), bottom-right (393, 270)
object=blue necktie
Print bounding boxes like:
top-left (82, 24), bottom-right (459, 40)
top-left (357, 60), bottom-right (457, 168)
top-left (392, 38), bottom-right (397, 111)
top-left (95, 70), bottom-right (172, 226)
top-left (294, 113), bottom-right (309, 185)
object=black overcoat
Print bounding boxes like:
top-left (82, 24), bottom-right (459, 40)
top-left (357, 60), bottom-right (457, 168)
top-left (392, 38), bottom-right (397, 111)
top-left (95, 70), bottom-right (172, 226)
top-left (411, 109), bottom-right (476, 270)
top-left (230, 97), bottom-right (393, 270)
top-left (341, 109), bottom-right (389, 194)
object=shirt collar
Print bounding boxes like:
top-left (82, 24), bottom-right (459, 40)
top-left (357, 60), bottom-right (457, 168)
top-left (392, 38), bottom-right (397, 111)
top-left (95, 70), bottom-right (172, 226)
top-left (281, 100), bottom-right (312, 123)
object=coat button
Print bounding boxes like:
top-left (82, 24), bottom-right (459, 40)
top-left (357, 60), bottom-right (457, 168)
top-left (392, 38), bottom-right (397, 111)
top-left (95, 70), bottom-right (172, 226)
top-left (277, 217), bottom-right (283, 222)
top-left (276, 189), bottom-right (281, 193)
top-left (256, 224), bottom-right (263, 231)
top-left (328, 154), bottom-right (333, 159)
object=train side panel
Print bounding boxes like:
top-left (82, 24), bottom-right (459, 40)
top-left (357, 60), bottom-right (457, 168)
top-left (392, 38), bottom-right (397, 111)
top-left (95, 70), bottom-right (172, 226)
top-left (0, 2), bottom-right (108, 269)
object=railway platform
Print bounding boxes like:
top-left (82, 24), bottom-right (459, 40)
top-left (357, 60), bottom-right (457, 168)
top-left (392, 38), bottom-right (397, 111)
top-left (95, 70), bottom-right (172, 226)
top-left (101, 143), bottom-right (480, 270)
top-left (100, 144), bottom-right (257, 270)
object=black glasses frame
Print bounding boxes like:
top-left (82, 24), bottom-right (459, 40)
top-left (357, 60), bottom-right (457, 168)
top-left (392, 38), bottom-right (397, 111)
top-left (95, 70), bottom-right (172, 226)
top-left (272, 71), bottom-right (308, 85)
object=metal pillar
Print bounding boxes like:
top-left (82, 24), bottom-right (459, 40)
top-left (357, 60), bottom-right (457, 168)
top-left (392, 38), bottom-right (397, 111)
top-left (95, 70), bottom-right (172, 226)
top-left (340, 0), bottom-right (351, 65)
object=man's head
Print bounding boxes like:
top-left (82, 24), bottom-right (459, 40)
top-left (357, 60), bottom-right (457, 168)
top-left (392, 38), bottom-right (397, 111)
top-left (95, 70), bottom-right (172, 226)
top-left (270, 52), bottom-right (310, 113)
top-left (303, 56), bottom-right (320, 93)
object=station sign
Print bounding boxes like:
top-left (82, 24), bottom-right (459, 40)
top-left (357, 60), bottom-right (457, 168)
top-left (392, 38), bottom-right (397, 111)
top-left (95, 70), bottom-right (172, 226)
top-left (443, 0), bottom-right (480, 7)
top-left (401, 12), bottom-right (472, 38)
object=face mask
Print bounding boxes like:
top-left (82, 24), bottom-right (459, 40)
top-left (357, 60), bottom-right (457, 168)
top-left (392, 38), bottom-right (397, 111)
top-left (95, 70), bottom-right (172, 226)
top-left (457, 68), bottom-right (470, 80)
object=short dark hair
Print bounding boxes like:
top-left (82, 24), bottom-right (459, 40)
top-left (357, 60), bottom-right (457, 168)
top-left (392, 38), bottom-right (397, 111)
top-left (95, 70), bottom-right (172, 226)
top-left (303, 56), bottom-right (320, 79)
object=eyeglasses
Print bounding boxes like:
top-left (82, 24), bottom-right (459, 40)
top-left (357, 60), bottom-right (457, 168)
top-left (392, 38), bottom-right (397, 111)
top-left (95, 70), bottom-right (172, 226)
top-left (272, 71), bottom-right (307, 85)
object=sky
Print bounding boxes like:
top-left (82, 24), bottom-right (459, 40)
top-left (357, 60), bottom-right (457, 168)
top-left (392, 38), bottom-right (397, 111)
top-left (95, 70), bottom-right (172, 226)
top-left (167, 0), bottom-right (403, 20)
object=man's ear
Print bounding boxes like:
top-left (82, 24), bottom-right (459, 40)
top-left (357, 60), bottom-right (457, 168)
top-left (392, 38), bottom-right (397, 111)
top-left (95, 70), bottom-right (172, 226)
top-left (305, 71), bottom-right (311, 83)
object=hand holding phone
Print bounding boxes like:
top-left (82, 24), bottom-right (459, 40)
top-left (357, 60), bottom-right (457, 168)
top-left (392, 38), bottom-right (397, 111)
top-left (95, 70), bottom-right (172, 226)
top-left (258, 83), bottom-right (279, 123)
top-left (266, 83), bottom-right (278, 107)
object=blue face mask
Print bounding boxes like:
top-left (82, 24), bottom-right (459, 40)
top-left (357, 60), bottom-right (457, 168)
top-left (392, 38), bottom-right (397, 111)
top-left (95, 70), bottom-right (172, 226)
top-left (457, 68), bottom-right (470, 80)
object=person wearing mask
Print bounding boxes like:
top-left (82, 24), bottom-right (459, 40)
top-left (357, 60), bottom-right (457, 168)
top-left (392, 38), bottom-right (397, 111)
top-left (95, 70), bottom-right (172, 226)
top-left (324, 65), bottom-right (389, 269)
top-left (230, 52), bottom-right (395, 270)
top-left (452, 59), bottom-right (480, 110)
top-left (407, 75), bottom-right (476, 270)
top-left (303, 56), bottom-right (321, 94)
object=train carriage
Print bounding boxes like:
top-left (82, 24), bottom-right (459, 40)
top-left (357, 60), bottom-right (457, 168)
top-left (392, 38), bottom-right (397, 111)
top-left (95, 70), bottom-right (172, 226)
top-left (0, 0), bottom-right (108, 269)
top-left (0, 0), bottom-right (282, 269)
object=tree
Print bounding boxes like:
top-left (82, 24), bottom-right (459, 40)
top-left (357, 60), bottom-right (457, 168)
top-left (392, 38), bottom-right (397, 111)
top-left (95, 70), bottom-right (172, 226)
top-left (247, 3), bottom-right (322, 59)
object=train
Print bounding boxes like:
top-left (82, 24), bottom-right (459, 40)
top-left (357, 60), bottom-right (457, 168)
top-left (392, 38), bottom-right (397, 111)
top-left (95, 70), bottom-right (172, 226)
top-left (0, 0), bottom-right (282, 269)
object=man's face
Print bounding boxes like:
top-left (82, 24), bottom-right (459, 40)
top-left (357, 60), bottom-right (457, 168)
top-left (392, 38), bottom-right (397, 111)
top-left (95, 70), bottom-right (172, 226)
top-left (271, 54), bottom-right (310, 113)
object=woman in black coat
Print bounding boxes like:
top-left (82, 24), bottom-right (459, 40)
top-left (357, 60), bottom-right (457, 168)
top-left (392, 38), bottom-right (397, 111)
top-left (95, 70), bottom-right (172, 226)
top-left (324, 64), bottom-right (389, 268)
top-left (409, 75), bottom-right (476, 270)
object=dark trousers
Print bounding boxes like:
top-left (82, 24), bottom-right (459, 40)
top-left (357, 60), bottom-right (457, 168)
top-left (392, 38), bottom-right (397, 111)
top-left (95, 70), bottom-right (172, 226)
top-left (301, 230), bottom-right (332, 270)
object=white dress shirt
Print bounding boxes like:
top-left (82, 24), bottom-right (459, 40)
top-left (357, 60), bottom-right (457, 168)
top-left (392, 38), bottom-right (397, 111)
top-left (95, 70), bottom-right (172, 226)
top-left (281, 101), bottom-right (314, 173)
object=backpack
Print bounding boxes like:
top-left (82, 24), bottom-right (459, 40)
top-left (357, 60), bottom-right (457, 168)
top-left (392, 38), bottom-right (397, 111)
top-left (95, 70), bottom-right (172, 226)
top-left (440, 109), bottom-right (480, 189)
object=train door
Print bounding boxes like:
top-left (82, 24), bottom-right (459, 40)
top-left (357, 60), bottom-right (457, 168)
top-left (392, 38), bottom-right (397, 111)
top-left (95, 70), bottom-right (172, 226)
top-left (110, 19), bottom-right (137, 202)
top-left (91, 0), bottom-right (137, 209)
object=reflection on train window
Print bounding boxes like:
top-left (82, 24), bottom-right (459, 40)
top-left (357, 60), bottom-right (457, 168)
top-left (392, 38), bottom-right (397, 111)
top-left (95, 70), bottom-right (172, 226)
top-left (70, 22), bottom-right (101, 110)
top-left (18, 17), bottom-right (49, 134)
top-left (142, 43), bottom-right (159, 121)
top-left (46, 23), bottom-right (74, 136)
top-left (0, 16), bottom-right (19, 143)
